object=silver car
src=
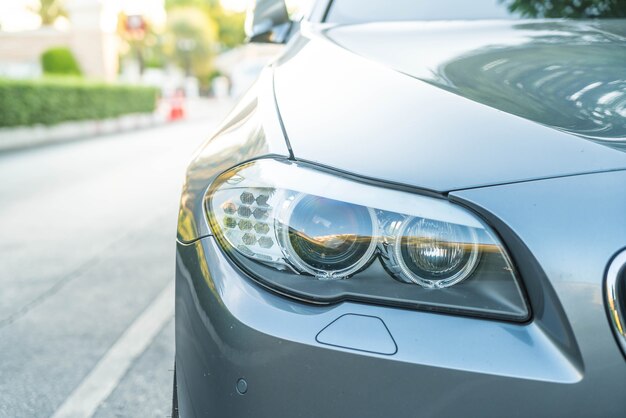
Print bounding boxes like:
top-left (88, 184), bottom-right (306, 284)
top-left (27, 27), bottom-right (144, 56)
top-left (173, 1), bottom-right (626, 416)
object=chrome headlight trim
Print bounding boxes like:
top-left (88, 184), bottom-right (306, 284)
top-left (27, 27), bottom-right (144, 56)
top-left (606, 249), bottom-right (626, 358)
top-left (205, 158), bottom-right (530, 321)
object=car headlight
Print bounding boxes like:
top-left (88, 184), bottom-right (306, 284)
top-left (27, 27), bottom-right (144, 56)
top-left (205, 158), bottom-right (529, 321)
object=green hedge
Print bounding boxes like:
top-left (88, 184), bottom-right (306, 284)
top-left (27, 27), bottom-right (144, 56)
top-left (0, 78), bottom-right (159, 127)
top-left (41, 47), bottom-right (82, 76)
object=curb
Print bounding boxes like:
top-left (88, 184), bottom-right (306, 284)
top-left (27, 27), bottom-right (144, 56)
top-left (0, 113), bottom-right (168, 153)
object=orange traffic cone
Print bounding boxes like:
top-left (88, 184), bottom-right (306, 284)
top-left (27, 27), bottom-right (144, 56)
top-left (169, 90), bottom-right (185, 121)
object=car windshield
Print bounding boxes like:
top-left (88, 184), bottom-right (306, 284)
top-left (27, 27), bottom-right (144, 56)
top-left (325, 0), bottom-right (626, 24)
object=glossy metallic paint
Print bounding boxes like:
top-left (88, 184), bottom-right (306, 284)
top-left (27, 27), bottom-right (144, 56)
top-left (175, 170), bottom-right (626, 416)
top-left (273, 23), bottom-right (626, 192)
top-left (175, 12), bottom-right (626, 418)
top-left (176, 69), bottom-right (290, 243)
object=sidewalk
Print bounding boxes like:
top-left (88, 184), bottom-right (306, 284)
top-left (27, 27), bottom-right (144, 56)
top-left (0, 98), bottom-right (235, 153)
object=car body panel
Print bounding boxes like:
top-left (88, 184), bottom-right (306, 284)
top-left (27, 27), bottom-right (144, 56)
top-left (273, 22), bottom-right (626, 193)
top-left (176, 69), bottom-right (290, 243)
top-left (175, 7), bottom-right (626, 417)
top-left (325, 20), bottom-right (626, 144)
top-left (451, 170), bottom-right (626, 376)
top-left (175, 169), bottom-right (626, 418)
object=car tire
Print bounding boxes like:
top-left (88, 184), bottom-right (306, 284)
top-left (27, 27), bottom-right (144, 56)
top-left (172, 363), bottom-right (179, 418)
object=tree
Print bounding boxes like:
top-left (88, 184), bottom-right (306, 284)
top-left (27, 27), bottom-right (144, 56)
top-left (500, 0), bottom-right (626, 18)
top-left (160, 0), bottom-right (245, 86)
top-left (210, 6), bottom-right (246, 49)
top-left (165, 0), bottom-right (246, 50)
top-left (32, 0), bottom-right (67, 26)
top-left (165, 7), bottom-right (219, 79)
top-left (117, 14), bottom-right (164, 75)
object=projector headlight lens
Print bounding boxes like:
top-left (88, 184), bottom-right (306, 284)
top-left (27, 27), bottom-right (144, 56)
top-left (206, 159), bottom-right (529, 321)
top-left (279, 195), bottom-right (378, 279)
top-left (393, 217), bottom-right (480, 288)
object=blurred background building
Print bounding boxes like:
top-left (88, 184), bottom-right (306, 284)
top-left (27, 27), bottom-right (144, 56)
top-left (0, 0), bottom-right (285, 97)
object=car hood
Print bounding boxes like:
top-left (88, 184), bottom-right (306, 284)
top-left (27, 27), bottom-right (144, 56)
top-left (273, 20), bottom-right (626, 192)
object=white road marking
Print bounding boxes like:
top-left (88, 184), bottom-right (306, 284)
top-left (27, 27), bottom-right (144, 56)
top-left (50, 281), bottom-right (175, 418)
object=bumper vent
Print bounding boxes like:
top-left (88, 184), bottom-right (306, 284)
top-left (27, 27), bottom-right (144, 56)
top-left (606, 250), bottom-right (626, 358)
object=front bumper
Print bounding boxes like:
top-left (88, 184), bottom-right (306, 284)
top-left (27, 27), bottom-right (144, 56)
top-left (175, 171), bottom-right (626, 418)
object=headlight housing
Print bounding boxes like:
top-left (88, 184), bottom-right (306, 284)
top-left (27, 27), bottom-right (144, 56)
top-left (206, 158), bottom-right (529, 321)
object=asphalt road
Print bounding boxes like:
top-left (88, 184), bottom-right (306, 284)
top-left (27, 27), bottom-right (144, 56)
top-left (0, 105), bottom-right (229, 418)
